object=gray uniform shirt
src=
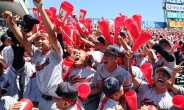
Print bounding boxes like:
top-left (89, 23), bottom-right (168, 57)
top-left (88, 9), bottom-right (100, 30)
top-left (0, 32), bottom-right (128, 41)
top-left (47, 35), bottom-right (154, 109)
top-left (30, 46), bottom-right (63, 96)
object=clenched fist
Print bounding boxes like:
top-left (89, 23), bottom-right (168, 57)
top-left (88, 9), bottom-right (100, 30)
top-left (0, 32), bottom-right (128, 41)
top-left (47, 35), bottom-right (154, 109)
top-left (1, 11), bottom-right (13, 23)
top-left (33, 0), bottom-right (43, 9)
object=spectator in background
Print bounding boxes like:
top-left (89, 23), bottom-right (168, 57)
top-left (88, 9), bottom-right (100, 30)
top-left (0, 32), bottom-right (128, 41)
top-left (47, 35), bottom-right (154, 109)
top-left (174, 47), bottom-right (184, 65)
top-left (2, 25), bottom-right (7, 32)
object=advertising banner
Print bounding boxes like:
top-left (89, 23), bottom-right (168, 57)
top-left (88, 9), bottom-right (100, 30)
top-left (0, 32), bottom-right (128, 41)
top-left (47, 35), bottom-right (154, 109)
top-left (165, 0), bottom-right (184, 4)
top-left (166, 4), bottom-right (184, 11)
top-left (170, 20), bottom-right (184, 27)
top-left (166, 11), bottom-right (184, 18)
top-left (142, 21), bottom-right (165, 28)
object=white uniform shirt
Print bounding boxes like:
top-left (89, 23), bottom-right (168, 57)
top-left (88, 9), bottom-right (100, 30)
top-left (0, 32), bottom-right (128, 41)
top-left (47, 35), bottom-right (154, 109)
top-left (0, 67), bottom-right (19, 100)
top-left (67, 66), bottom-right (97, 88)
top-left (97, 65), bottom-right (132, 88)
top-left (2, 46), bottom-right (14, 68)
top-left (138, 81), bottom-right (177, 110)
top-left (30, 46), bottom-right (63, 96)
top-left (0, 96), bottom-right (17, 110)
top-left (20, 62), bottom-right (41, 102)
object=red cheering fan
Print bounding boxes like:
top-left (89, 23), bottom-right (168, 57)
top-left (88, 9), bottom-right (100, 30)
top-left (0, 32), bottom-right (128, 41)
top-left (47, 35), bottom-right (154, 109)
top-left (125, 90), bottom-right (138, 110)
top-left (49, 7), bottom-right (57, 18)
top-left (19, 98), bottom-right (33, 110)
top-left (132, 14), bottom-right (142, 32)
top-left (131, 30), bottom-right (152, 51)
top-left (98, 17), bottom-right (110, 42)
top-left (76, 22), bottom-right (89, 37)
top-left (59, 1), bottom-right (74, 22)
top-left (85, 18), bottom-right (93, 34)
top-left (62, 58), bottom-right (74, 79)
top-left (32, 8), bottom-right (39, 17)
top-left (114, 16), bottom-right (126, 37)
top-left (124, 18), bottom-right (140, 40)
top-left (172, 95), bottom-right (184, 110)
top-left (62, 23), bottom-right (75, 46)
top-left (78, 84), bottom-right (91, 101)
top-left (140, 63), bottom-right (153, 86)
top-left (79, 9), bottom-right (87, 20)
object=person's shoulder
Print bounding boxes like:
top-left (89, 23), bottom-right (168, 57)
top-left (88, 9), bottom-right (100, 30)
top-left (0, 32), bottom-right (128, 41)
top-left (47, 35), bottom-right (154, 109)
top-left (117, 66), bottom-right (129, 73)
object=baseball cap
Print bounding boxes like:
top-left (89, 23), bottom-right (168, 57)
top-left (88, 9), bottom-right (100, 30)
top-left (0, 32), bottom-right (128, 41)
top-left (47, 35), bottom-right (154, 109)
top-left (93, 35), bottom-right (106, 45)
top-left (55, 82), bottom-right (78, 102)
top-left (101, 45), bottom-right (120, 57)
top-left (1, 33), bottom-right (8, 43)
top-left (6, 28), bottom-right (19, 44)
top-left (102, 75), bottom-right (125, 97)
top-left (155, 66), bottom-right (172, 77)
top-left (22, 14), bottom-right (40, 33)
top-left (159, 39), bottom-right (172, 48)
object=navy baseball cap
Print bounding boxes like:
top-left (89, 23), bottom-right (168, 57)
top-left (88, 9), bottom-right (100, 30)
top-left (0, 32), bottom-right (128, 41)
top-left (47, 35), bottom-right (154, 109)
top-left (6, 28), bottom-right (19, 44)
top-left (55, 82), bottom-right (78, 102)
top-left (102, 75), bottom-right (125, 97)
top-left (101, 45), bottom-right (120, 57)
top-left (93, 35), bottom-right (106, 45)
top-left (1, 33), bottom-right (8, 43)
top-left (22, 14), bottom-right (40, 33)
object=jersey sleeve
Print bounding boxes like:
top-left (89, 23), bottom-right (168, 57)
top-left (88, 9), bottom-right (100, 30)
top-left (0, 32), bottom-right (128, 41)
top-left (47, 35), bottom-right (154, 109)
top-left (136, 81), bottom-right (150, 95)
top-left (50, 46), bottom-right (63, 61)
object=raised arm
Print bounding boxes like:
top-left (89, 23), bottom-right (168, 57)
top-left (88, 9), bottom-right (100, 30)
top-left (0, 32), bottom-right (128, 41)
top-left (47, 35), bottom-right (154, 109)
top-left (1, 11), bottom-right (32, 54)
top-left (125, 50), bottom-right (141, 88)
top-left (147, 40), bottom-right (174, 62)
top-left (33, 0), bottom-right (61, 52)
top-left (169, 63), bottom-right (183, 94)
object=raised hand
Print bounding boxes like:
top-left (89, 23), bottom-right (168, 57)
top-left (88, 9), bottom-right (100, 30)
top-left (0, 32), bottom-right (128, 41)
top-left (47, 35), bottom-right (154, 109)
top-left (1, 11), bottom-right (13, 23)
top-left (33, 0), bottom-right (43, 9)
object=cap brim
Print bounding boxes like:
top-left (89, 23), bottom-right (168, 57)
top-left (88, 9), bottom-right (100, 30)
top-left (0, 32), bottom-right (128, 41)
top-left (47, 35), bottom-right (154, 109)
top-left (100, 50), bottom-right (119, 57)
top-left (1, 88), bottom-right (7, 95)
top-left (155, 67), bottom-right (172, 77)
top-left (31, 19), bottom-right (40, 24)
top-left (115, 75), bottom-right (125, 88)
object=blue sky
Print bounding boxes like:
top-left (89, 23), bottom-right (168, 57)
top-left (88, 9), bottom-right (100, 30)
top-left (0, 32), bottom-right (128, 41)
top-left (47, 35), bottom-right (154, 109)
top-left (29, 0), bottom-right (164, 22)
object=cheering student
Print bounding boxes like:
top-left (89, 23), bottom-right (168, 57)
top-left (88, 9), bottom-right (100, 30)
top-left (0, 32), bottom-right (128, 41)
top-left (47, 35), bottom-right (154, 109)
top-left (125, 50), bottom-right (178, 110)
top-left (147, 39), bottom-right (176, 75)
top-left (54, 82), bottom-right (84, 110)
top-left (98, 75), bottom-right (125, 110)
top-left (1, 0), bottom-right (63, 109)
top-left (66, 49), bottom-right (101, 110)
